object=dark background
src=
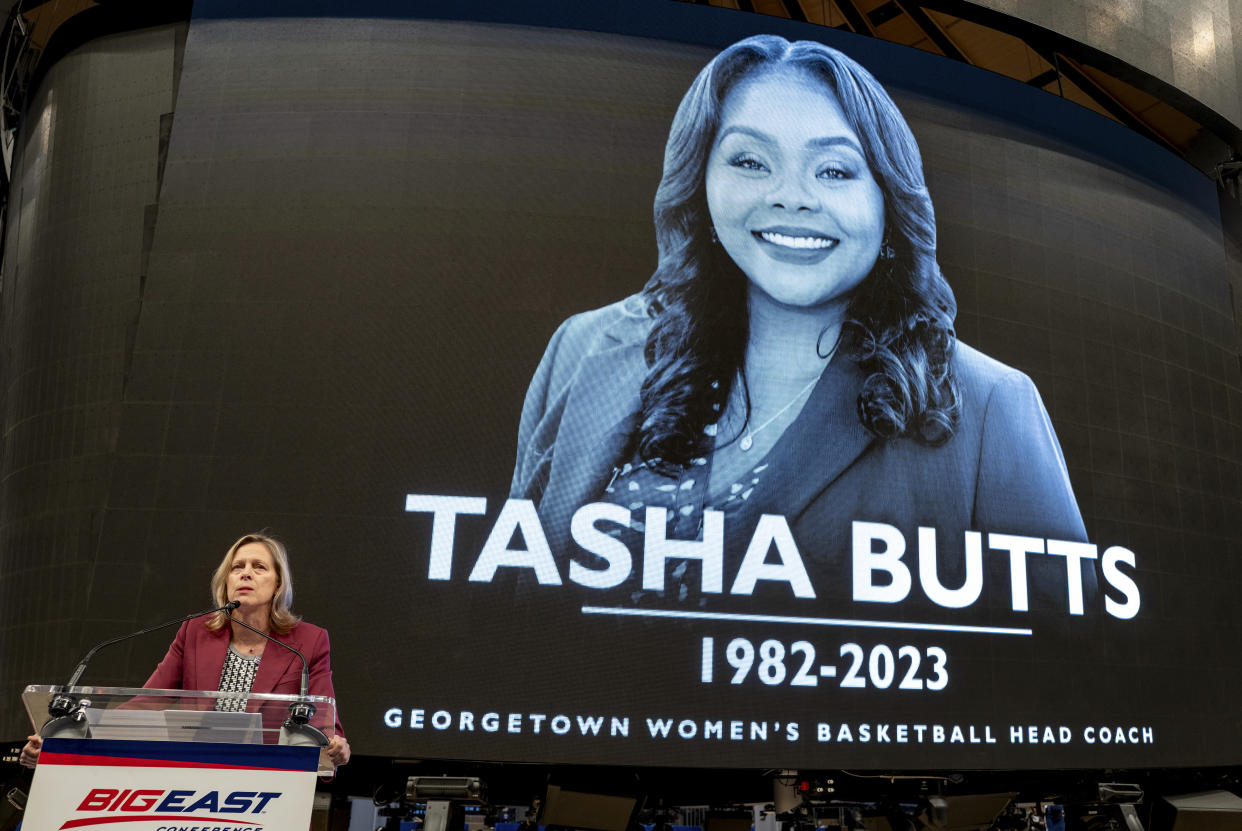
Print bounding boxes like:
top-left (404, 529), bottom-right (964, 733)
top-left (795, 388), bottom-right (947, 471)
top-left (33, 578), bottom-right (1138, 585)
top-left (1, 0), bottom-right (1239, 771)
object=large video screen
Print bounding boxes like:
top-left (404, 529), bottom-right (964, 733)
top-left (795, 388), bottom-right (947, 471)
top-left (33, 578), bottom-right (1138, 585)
top-left (105, 0), bottom-right (1241, 770)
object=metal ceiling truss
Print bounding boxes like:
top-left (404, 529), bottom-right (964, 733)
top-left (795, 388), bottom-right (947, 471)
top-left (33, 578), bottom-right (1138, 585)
top-left (686, 0), bottom-right (1242, 182)
top-left (0, 0), bottom-right (1236, 185)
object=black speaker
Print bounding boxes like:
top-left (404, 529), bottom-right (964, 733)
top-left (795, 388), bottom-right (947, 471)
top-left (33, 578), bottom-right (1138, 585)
top-left (1151, 791), bottom-right (1242, 831)
top-left (539, 784), bottom-right (643, 831)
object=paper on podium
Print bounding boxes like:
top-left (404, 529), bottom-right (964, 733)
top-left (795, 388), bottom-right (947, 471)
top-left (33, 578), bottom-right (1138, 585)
top-left (164, 709), bottom-right (262, 743)
top-left (85, 707), bottom-right (263, 743)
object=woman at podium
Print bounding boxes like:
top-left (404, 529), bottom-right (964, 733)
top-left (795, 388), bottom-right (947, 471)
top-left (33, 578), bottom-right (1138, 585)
top-left (21, 532), bottom-right (350, 769)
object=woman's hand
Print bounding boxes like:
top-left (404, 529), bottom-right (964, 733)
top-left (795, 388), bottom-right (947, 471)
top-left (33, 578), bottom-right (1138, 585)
top-left (326, 734), bottom-right (350, 767)
top-left (19, 733), bottom-right (41, 768)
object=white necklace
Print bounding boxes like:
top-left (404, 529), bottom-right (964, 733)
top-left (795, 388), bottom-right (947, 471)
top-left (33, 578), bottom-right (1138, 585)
top-left (731, 329), bottom-right (840, 452)
top-left (739, 371), bottom-right (821, 452)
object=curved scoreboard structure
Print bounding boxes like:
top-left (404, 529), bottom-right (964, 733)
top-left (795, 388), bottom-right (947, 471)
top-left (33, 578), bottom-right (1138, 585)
top-left (1, 0), bottom-right (1240, 779)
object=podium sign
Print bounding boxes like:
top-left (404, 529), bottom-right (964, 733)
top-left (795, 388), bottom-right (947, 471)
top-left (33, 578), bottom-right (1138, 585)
top-left (21, 738), bottom-right (319, 830)
top-left (21, 685), bottom-right (336, 829)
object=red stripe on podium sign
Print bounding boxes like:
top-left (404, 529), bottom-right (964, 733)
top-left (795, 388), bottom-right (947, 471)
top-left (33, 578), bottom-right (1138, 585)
top-left (59, 815), bottom-right (261, 829)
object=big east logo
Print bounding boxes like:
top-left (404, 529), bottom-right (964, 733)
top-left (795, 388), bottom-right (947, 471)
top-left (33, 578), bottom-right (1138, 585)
top-left (64, 788), bottom-right (281, 828)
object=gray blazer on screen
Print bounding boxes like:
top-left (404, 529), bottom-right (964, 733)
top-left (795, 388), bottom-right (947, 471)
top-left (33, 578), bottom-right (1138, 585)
top-left (511, 295), bottom-right (1088, 609)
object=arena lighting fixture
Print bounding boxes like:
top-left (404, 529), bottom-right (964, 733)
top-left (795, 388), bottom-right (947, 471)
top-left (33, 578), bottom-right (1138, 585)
top-left (1064, 783), bottom-right (1145, 831)
top-left (1098, 784), bottom-right (1145, 804)
top-left (406, 776), bottom-right (486, 831)
top-left (1100, 783), bottom-right (1145, 831)
top-left (1214, 158), bottom-right (1242, 198)
top-left (407, 776), bottom-right (484, 800)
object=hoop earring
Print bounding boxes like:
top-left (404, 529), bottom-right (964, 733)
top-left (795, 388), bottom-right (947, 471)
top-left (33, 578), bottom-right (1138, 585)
top-left (816, 326), bottom-right (843, 360)
top-left (879, 238), bottom-right (895, 260)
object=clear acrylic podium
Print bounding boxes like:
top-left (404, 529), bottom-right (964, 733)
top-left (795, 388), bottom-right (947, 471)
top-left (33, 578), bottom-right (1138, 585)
top-left (21, 684), bottom-right (335, 829)
top-left (22, 684), bottom-right (338, 774)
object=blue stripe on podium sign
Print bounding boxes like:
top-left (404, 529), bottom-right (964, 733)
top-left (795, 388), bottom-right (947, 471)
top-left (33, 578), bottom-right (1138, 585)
top-left (42, 738), bottom-right (321, 772)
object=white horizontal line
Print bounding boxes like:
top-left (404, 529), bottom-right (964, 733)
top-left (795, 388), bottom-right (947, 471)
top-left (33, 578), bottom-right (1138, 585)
top-left (580, 606), bottom-right (1032, 636)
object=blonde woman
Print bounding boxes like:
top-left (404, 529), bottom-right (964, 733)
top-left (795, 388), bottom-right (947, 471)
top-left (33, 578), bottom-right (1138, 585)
top-left (21, 533), bottom-right (349, 768)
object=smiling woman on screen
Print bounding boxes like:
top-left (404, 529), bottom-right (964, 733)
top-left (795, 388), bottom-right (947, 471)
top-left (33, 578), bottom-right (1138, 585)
top-left (510, 35), bottom-right (1087, 606)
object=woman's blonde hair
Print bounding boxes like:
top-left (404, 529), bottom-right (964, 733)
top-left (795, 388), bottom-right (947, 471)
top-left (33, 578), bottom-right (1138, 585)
top-left (206, 532), bottom-right (301, 634)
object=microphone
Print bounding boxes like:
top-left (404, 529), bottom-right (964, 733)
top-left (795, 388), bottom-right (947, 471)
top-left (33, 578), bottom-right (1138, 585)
top-left (225, 609), bottom-right (328, 747)
top-left (43, 600), bottom-right (242, 737)
top-left (224, 611), bottom-right (311, 698)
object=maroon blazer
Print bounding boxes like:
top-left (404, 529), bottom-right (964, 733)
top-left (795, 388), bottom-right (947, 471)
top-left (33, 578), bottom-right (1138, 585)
top-left (144, 618), bottom-right (345, 738)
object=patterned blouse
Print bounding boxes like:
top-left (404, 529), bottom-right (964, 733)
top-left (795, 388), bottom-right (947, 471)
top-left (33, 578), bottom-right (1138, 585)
top-left (600, 429), bottom-right (773, 606)
top-left (215, 644), bottom-right (261, 712)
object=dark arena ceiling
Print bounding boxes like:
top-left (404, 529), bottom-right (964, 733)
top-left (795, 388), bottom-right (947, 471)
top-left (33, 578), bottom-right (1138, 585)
top-left (0, 0), bottom-right (1239, 184)
top-left (676, 0), bottom-right (1241, 177)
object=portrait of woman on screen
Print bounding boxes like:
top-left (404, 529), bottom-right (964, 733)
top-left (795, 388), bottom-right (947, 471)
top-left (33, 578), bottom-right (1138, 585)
top-left (511, 34), bottom-right (1087, 609)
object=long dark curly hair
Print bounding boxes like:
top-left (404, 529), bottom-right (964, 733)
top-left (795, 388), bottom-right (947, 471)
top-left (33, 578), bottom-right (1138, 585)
top-left (638, 34), bottom-right (959, 469)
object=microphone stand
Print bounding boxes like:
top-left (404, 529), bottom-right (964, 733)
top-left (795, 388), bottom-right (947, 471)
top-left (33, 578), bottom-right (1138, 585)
top-left (42, 601), bottom-right (241, 739)
top-left (225, 611), bottom-right (329, 748)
